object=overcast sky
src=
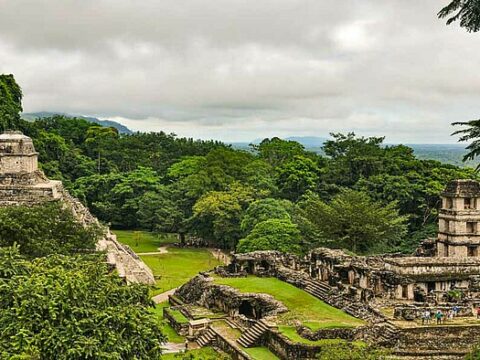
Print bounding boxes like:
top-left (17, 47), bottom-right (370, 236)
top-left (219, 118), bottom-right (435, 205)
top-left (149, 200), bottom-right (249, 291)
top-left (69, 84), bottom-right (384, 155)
top-left (0, 0), bottom-right (478, 143)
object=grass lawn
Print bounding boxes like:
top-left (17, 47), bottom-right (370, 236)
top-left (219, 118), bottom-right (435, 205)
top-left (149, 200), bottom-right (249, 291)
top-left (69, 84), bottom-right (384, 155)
top-left (165, 308), bottom-right (189, 324)
top-left (142, 247), bottom-right (222, 295)
top-left (115, 230), bottom-right (222, 295)
top-left (213, 276), bottom-right (364, 331)
top-left (114, 230), bottom-right (177, 253)
top-left (161, 347), bottom-right (225, 359)
top-left (242, 347), bottom-right (280, 360)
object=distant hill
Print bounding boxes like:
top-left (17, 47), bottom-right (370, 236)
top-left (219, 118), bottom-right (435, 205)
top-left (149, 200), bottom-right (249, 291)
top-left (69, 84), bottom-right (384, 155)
top-left (22, 112), bottom-right (133, 134)
top-left (285, 136), bottom-right (329, 147)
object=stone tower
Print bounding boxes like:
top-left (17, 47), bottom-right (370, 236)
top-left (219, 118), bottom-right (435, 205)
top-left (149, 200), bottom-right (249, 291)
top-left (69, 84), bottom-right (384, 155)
top-left (437, 179), bottom-right (480, 258)
top-left (0, 130), bottom-right (63, 205)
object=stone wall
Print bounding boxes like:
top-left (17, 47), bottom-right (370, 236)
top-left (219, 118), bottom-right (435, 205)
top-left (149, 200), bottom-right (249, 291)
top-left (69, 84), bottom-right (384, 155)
top-left (176, 274), bottom-right (288, 319)
top-left (163, 307), bottom-right (189, 336)
top-left (263, 330), bottom-right (326, 360)
top-left (209, 327), bottom-right (251, 360)
top-left (393, 325), bottom-right (480, 357)
top-left (59, 187), bottom-right (155, 284)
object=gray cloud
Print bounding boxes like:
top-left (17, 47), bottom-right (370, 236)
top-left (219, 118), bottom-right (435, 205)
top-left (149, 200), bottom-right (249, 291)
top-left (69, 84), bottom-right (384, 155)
top-left (0, 0), bottom-right (477, 142)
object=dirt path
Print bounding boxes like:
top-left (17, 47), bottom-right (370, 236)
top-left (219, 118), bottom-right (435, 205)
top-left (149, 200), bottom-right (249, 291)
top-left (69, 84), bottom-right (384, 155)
top-left (208, 248), bottom-right (231, 265)
top-left (152, 287), bottom-right (178, 304)
top-left (137, 246), bottom-right (169, 256)
top-left (162, 342), bottom-right (186, 354)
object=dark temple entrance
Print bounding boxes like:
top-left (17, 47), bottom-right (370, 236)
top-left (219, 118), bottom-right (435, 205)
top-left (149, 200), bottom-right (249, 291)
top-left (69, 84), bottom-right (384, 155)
top-left (239, 300), bottom-right (256, 319)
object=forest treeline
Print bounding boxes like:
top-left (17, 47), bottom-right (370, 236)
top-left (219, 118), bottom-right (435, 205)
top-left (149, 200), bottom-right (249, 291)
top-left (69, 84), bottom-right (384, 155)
top-left (2, 74), bottom-right (478, 255)
top-left (15, 116), bottom-right (479, 255)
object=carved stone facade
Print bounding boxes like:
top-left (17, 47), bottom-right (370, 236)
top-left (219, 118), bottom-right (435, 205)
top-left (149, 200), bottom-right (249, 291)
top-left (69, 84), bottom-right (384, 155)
top-left (438, 179), bottom-right (480, 258)
top-left (0, 131), bottom-right (154, 285)
top-left (228, 180), bottom-right (480, 306)
top-left (0, 131), bottom-right (63, 205)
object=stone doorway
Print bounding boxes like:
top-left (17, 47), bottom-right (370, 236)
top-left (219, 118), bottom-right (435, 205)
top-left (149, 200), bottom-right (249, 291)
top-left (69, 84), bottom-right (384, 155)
top-left (239, 300), bottom-right (256, 319)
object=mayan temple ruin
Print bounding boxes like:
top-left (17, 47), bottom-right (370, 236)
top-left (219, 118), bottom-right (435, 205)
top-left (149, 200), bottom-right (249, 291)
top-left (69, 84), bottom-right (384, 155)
top-left (159, 179), bottom-right (480, 359)
top-left (0, 130), bottom-right (154, 285)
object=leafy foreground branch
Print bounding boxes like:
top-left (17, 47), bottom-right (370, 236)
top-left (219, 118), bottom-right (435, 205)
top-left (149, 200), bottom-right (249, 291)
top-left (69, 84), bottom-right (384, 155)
top-left (0, 246), bottom-right (165, 360)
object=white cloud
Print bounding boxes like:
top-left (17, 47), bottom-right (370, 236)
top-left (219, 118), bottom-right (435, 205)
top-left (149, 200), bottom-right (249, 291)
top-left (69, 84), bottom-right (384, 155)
top-left (0, 0), bottom-right (476, 143)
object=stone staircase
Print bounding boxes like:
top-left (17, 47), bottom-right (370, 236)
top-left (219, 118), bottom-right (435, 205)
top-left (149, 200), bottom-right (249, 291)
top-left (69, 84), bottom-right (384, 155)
top-left (237, 319), bottom-right (270, 348)
top-left (377, 321), bottom-right (400, 346)
top-left (196, 328), bottom-right (216, 347)
top-left (304, 279), bottom-right (332, 300)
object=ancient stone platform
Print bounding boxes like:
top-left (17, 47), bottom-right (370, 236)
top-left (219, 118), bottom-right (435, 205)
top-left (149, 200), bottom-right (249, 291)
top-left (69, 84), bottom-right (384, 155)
top-left (0, 130), bottom-right (154, 284)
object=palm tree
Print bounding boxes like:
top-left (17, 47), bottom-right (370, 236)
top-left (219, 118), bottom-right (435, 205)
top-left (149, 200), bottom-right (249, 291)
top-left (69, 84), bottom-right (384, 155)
top-left (452, 119), bottom-right (480, 169)
top-left (438, 0), bottom-right (480, 32)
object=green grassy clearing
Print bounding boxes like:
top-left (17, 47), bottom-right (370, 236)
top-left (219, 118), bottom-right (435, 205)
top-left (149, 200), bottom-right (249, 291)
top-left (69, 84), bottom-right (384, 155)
top-left (115, 230), bottom-right (222, 295)
top-left (242, 347), bottom-right (280, 360)
top-left (213, 276), bottom-right (364, 331)
top-left (161, 347), bottom-right (224, 359)
top-left (114, 230), bottom-right (177, 253)
top-left (142, 248), bottom-right (222, 295)
top-left (165, 308), bottom-right (189, 324)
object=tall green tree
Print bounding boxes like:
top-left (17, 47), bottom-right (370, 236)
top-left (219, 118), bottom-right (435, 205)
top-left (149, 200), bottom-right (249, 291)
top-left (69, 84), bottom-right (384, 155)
top-left (0, 202), bottom-right (100, 258)
top-left (322, 133), bottom-right (386, 187)
top-left (0, 74), bottom-right (22, 131)
top-left (276, 155), bottom-right (323, 201)
top-left (252, 137), bottom-right (306, 167)
top-left (452, 119), bottom-right (480, 169)
top-left (0, 247), bottom-right (165, 359)
top-left (136, 187), bottom-right (184, 235)
top-left (189, 184), bottom-right (255, 249)
top-left (297, 190), bottom-right (407, 254)
top-left (237, 219), bottom-right (302, 254)
top-left (241, 198), bottom-right (293, 234)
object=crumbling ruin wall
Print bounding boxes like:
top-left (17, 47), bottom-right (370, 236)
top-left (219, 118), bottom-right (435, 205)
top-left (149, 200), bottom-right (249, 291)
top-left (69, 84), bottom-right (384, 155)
top-left (61, 189), bottom-right (155, 284)
top-left (176, 274), bottom-right (288, 319)
top-left (230, 251), bottom-right (384, 322)
top-left (394, 325), bottom-right (480, 356)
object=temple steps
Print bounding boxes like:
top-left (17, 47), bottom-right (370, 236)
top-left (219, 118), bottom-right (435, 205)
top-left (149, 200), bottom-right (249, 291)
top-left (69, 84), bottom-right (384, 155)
top-left (304, 279), bottom-right (331, 300)
top-left (237, 319), bottom-right (270, 348)
top-left (377, 321), bottom-right (400, 345)
top-left (196, 328), bottom-right (216, 347)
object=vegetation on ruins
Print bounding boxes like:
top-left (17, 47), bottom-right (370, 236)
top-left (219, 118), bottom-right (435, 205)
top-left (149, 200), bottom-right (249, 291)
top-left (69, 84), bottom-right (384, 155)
top-left (0, 202), bottom-right (100, 258)
top-left (316, 341), bottom-right (388, 360)
top-left (0, 246), bottom-right (165, 359)
top-left (213, 276), bottom-right (365, 331)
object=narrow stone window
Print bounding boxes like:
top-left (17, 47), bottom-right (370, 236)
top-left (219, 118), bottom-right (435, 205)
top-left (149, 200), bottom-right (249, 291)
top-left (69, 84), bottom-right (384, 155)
top-left (467, 222), bottom-right (477, 234)
top-left (444, 220), bottom-right (450, 232)
top-left (465, 198), bottom-right (472, 209)
top-left (468, 246), bottom-right (478, 257)
top-left (402, 285), bottom-right (408, 299)
top-left (446, 198), bottom-right (453, 209)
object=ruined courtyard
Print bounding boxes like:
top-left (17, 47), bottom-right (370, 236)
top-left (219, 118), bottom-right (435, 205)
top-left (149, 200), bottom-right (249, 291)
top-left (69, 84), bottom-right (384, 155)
top-left (4, 130), bottom-right (480, 359)
top-left (160, 179), bottom-right (480, 359)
